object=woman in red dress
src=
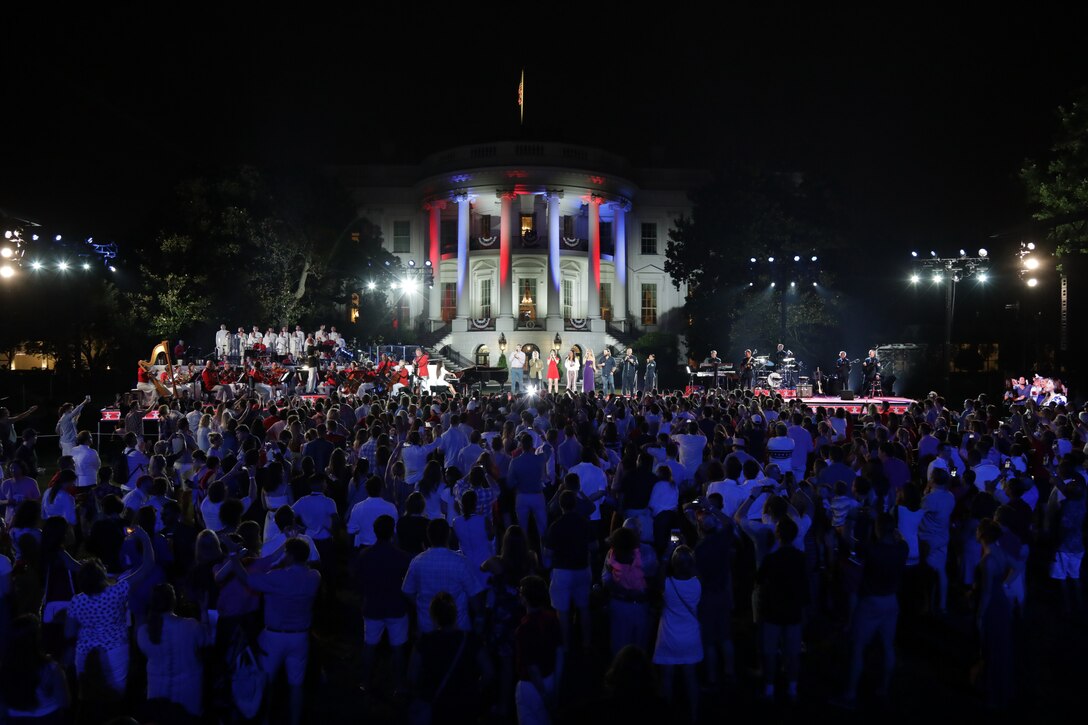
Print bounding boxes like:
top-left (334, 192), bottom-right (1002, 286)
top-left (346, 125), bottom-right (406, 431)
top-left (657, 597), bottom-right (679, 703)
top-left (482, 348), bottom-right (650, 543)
top-left (546, 350), bottom-right (561, 394)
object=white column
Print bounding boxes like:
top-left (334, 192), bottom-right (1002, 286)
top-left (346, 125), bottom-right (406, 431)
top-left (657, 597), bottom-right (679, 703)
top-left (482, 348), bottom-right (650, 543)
top-left (587, 194), bottom-right (602, 319)
top-left (612, 200), bottom-right (628, 328)
top-left (498, 191), bottom-right (516, 322)
top-left (547, 190), bottom-right (562, 327)
top-left (426, 201), bottom-right (445, 325)
top-left (455, 193), bottom-right (470, 319)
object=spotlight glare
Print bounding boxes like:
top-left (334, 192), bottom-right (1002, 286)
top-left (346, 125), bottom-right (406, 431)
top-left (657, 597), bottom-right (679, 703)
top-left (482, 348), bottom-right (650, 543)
top-left (403, 278), bottom-right (419, 294)
top-left (930, 250), bottom-right (937, 257)
top-left (108, 265), bottom-right (117, 273)
top-left (811, 255), bottom-right (818, 262)
top-left (408, 259), bottom-right (416, 267)
top-left (911, 251), bottom-right (918, 258)
top-left (767, 256), bottom-right (775, 263)
top-left (977, 272), bottom-right (988, 282)
top-left (910, 274), bottom-right (920, 284)
top-left (424, 259), bottom-right (432, 267)
top-left (770, 281), bottom-right (776, 287)
top-left (0, 247), bottom-right (11, 258)
top-left (58, 261), bottom-right (69, 271)
top-left (81, 262), bottom-right (90, 271)
top-left (31, 261), bottom-right (42, 270)
top-left (812, 281), bottom-right (818, 287)
top-left (366, 281), bottom-right (376, 291)
top-left (790, 281), bottom-right (796, 287)
top-left (0, 265), bottom-right (14, 278)
top-left (3, 231), bottom-right (10, 239)
top-left (392, 281), bottom-right (401, 290)
top-left (932, 273), bottom-right (942, 283)
top-left (1024, 257), bottom-right (1040, 270)
top-left (793, 255), bottom-right (801, 262)
top-left (55, 235), bottom-right (62, 241)
top-left (1027, 277), bottom-right (1039, 287)
top-left (978, 248), bottom-right (988, 257)
top-left (749, 282), bottom-right (754, 287)
top-left (31, 234), bottom-right (39, 241)
top-left (1026, 242), bottom-right (1036, 251)
top-left (959, 249), bottom-right (966, 256)
top-left (749, 257), bottom-right (757, 264)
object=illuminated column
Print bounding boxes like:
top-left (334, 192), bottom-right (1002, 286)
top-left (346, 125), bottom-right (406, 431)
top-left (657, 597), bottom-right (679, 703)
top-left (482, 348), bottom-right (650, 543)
top-left (546, 190), bottom-right (562, 327)
top-left (612, 199), bottom-right (629, 327)
top-left (498, 190), bottom-right (516, 322)
top-left (426, 200), bottom-right (445, 325)
top-left (587, 194), bottom-right (603, 319)
top-left (455, 192), bottom-right (471, 319)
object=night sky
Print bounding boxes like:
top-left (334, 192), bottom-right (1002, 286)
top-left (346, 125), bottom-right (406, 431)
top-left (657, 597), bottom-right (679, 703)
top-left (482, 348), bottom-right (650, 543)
top-left (3, 8), bottom-right (1085, 344)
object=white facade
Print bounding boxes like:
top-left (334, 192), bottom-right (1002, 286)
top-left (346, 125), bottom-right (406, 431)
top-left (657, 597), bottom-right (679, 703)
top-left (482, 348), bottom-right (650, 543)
top-left (342, 142), bottom-right (705, 363)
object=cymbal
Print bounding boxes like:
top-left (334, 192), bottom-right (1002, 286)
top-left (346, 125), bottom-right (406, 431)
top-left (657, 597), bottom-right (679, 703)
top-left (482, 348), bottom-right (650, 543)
top-left (755, 355), bottom-right (770, 361)
top-left (782, 357), bottom-right (795, 362)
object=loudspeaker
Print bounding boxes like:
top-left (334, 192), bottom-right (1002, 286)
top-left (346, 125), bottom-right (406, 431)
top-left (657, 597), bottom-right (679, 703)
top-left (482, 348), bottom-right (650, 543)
top-left (841, 390), bottom-right (855, 400)
top-left (797, 384), bottom-right (813, 397)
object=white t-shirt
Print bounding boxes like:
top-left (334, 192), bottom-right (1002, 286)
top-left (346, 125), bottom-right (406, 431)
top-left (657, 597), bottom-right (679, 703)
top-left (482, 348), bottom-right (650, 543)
top-left (261, 532), bottom-right (321, 562)
top-left (706, 479), bottom-right (750, 517)
top-left (347, 497), bottom-right (399, 547)
top-left (648, 480), bottom-right (678, 517)
top-left (671, 434), bottom-right (707, 477)
top-left (568, 462), bottom-right (608, 520)
top-left (766, 436), bottom-right (795, 471)
top-left (42, 490), bottom-right (77, 525)
top-left (292, 493), bottom-right (337, 540)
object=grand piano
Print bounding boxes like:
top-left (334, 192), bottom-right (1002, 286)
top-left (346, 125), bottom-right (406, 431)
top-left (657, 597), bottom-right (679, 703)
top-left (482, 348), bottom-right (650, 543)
top-left (456, 366), bottom-right (510, 394)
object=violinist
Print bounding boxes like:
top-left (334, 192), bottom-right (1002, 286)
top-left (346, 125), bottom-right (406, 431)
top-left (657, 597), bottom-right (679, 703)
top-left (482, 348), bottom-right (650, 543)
top-left (201, 360), bottom-right (222, 401)
top-left (249, 361), bottom-right (274, 402)
top-left (391, 360), bottom-right (410, 395)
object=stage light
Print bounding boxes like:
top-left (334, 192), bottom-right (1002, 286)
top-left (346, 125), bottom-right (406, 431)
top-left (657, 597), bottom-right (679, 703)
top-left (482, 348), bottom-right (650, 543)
top-left (3, 231), bottom-right (10, 239)
top-left (31, 261), bottom-right (42, 270)
top-left (911, 251), bottom-right (918, 258)
top-left (81, 262), bottom-right (90, 270)
top-left (959, 249), bottom-right (966, 256)
top-left (812, 281), bottom-right (818, 287)
top-left (108, 265), bottom-right (117, 273)
top-left (424, 259), bottom-right (432, 267)
top-left (31, 234), bottom-right (38, 241)
top-left (770, 281), bottom-right (776, 288)
top-left (978, 248), bottom-right (988, 257)
top-left (0, 265), bottom-right (14, 278)
top-left (1024, 257), bottom-right (1040, 270)
top-left (749, 257), bottom-right (757, 263)
top-left (977, 272), bottom-right (988, 282)
top-left (1027, 277), bottom-right (1038, 287)
top-left (403, 278), bottom-right (419, 293)
top-left (910, 274), bottom-right (920, 284)
top-left (58, 261), bottom-right (69, 271)
top-left (930, 250), bottom-right (937, 257)
top-left (408, 259), bottom-right (416, 267)
top-left (55, 235), bottom-right (62, 241)
top-left (790, 281), bottom-right (796, 287)
top-left (527, 384), bottom-right (538, 395)
top-left (1026, 242), bottom-right (1036, 251)
top-left (366, 281), bottom-right (376, 291)
top-left (793, 255), bottom-right (801, 262)
top-left (748, 282), bottom-right (754, 287)
top-left (392, 280), bottom-right (401, 290)
top-left (811, 255), bottom-right (818, 262)
top-left (767, 256), bottom-right (775, 263)
top-left (932, 272), bottom-right (942, 283)
top-left (0, 247), bottom-right (11, 258)
top-left (384, 260), bottom-right (390, 266)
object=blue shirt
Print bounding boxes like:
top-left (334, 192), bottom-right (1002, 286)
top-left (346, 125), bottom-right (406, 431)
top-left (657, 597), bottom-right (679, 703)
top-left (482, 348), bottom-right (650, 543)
top-left (507, 448), bottom-right (548, 495)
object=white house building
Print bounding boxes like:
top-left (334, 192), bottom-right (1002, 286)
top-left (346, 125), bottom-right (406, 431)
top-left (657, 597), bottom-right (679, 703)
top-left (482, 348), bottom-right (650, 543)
top-left (342, 142), bottom-right (706, 366)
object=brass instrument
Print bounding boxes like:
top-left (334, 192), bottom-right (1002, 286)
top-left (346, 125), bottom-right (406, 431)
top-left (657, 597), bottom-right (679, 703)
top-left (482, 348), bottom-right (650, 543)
top-left (138, 340), bottom-right (178, 400)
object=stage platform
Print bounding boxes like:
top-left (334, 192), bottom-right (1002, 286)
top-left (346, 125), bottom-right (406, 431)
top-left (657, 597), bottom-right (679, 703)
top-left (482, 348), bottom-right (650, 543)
top-left (750, 391), bottom-right (916, 414)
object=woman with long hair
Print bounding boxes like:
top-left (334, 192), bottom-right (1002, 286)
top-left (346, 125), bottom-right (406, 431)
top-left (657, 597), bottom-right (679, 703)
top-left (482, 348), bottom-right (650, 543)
top-left (137, 583), bottom-right (213, 717)
top-left (418, 459), bottom-right (445, 519)
top-left (546, 350), bottom-right (561, 394)
top-left (583, 348), bottom-right (596, 393)
top-left (565, 349), bottom-right (581, 392)
top-left (481, 525), bottom-right (539, 718)
top-left (65, 527), bottom-right (157, 700)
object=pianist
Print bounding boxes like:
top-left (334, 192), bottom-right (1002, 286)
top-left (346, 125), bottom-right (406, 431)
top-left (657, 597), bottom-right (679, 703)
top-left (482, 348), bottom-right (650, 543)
top-left (702, 350), bottom-right (723, 389)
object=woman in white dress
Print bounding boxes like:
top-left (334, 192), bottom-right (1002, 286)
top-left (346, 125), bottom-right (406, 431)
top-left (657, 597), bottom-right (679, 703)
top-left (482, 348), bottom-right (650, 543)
top-left (653, 545), bottom-right (702, 722)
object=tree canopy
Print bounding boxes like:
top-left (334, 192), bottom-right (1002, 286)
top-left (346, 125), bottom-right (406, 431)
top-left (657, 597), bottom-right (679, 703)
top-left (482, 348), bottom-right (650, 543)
top-left (665, 168), bottom-right (844, 361)
top-left (1022, 90), bottom-right (1088, 263)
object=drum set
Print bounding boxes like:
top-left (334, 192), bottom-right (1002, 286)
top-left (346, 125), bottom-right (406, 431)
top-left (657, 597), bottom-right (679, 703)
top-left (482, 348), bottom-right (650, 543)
top-left (752, 355), bottom-right (807, 391)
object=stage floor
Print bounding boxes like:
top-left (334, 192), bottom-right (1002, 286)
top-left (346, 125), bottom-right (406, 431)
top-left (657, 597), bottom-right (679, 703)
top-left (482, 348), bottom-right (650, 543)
top-left (752, 392), bottom-right (916, 414)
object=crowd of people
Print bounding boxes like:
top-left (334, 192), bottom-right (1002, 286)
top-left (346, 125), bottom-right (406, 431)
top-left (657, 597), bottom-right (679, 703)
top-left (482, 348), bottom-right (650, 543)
top-left (0, 382), bottom-right (1083, 723)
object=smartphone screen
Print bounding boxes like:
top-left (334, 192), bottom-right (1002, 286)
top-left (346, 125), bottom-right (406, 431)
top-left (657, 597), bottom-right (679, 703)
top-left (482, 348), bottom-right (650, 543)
top-left (669, 529), bottom-right (681, 544)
